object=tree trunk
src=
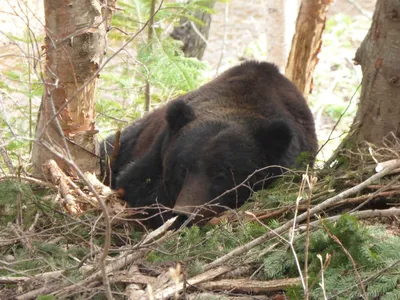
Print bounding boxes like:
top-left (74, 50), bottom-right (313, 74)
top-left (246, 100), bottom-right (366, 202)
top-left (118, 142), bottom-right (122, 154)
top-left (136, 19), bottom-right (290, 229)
top-left (265, 0), bottom-right (300, 72)
top-left (285, 0), bottom-right (333, 98)
top-left (31, 0), bottom-right (115, 177)
top-left (350, 0), bottom-right (400, 145)
top-left (170, 1), bottom-right (216, 60)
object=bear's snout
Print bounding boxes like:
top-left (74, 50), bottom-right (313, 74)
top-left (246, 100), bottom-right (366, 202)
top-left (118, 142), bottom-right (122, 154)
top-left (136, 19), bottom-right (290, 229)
top-left (171, 172), bottom-right (213, 223)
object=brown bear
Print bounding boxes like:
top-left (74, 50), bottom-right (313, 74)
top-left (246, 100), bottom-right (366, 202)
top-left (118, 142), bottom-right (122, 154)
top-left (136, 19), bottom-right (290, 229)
top-left (100, 61), bottom-right (317, 227)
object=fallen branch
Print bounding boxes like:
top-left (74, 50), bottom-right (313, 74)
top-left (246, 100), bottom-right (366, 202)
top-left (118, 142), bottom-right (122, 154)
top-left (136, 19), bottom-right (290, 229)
top-left (375, 159), bottom-right (400, 173)
top-left (16, 281), bottom-right (71, 300)
top-left (153, 265), bottom-right (232, 300)
top-left (219, 266), bottom-right (253, 279)
top-left (44, 159), bottom-right (82, 215)
top-left (307, 207), bottom-right (400, 228)
top-left (0, 175), bottom-right (56, 189)
top-left (111, 272), bottom-right (157, 285)
top-left (198, 277), bottom-right (301, 293)
top-left (187, 294), bottom-right (270, 300)
top-left (293, 208), bottom-right (400, 234)
top-left (51, 217), bottom-right (176, 298)
top-left (64, 175), bottom-right (98, 207)
top-left (124, 265), bottom-right (147, 300)
top-left (0, 276), bottom-right (31, 284)
top-left (84, 172), bottom-right (113, 197)
top-left (333, 190), bottom-right (400, 207)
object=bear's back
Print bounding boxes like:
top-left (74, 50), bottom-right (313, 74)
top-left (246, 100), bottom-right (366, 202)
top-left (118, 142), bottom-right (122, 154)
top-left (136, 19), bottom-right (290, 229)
top-left (176, 61), bottom-right (317, 156)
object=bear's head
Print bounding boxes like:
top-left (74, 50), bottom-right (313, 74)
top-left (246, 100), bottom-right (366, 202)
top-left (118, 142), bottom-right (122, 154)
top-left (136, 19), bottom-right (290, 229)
top-left (164, 100), bottom-right (293, 225)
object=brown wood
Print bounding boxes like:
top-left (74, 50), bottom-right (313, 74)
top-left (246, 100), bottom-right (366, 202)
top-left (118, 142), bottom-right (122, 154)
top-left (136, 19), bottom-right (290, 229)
top-left (154, 265), bottom-right (232, 299)
top-left (285, 0), bottom-right (334, 97)
top-left (31, 0), bottom-right (116, 177)
top-left (198, 277), bottom-right (301, 293)
top-left (350, 0), bottom-right (400, 145)
top-left (44, 159), bottom-right (82, 215)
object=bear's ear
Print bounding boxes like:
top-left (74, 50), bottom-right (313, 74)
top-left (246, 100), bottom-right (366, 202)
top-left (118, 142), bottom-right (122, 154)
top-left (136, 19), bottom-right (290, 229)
top-left (254, 120), bottom-right (293, 158)
top-left (166, 100), bottom-right (195, 133)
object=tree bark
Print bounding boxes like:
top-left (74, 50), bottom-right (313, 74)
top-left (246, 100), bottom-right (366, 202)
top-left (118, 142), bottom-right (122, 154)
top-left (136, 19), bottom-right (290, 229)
top-left (265, 0), bottom-right (300, 72)
top-left (285, 0), bottom-right (333, 98)
top-left (350, 0), bottom-right (400, 145)
top-left (170, 1), bottom-right (216, 60)
top-left (31, 0), bottom-right (116, 177)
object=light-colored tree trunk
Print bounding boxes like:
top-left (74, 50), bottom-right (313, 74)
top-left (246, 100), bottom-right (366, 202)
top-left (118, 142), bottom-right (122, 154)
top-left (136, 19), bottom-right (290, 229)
top-left (265, 0), bottom-right (300, 72)
top-left (31, 0), bottom-right (115, 177)
top-left (349, 0), bottom-right (400, 145)
top-left (285, 0), bottom-right (333, 98)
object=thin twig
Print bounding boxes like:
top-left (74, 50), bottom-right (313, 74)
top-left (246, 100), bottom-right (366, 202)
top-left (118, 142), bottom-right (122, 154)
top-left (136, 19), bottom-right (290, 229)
top-left (0, 175), bottom-right (56, 189)
top-left (304, 172), bottom-right (317, 299)
top-left (289, 173), bottom-right (307, 292)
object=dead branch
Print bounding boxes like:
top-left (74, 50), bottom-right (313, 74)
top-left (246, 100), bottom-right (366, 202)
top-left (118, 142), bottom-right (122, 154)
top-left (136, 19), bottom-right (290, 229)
top-left (204, 161), bottom-right (400, 270)
top-left (187, 294), bottom-right (271, 300)
top-left (111, 272), bottom-right (157, 285)
top-left (0, 175), bottom-right (56, 189)
top-left (0, 270), bottom-right (64, 285)
top-left (218, 266), bottom-right (253, 279)
top-left (124, 265), bottom-right (147, 300)
top-left (52, 251), bottom-right (148, 298)
top-left (64, 175), bottom-right (98, 206)
top-left (10, 224), bottom-right (32, 250)
top-left (334, 190), bottom-right (400, 207)
top-left (44, 159), bottom-right (81, 215)
top-left (304, 207), bottom-right (400, 230)
top-left (0, 276), bottom-right (31, 284)
top-left (15, 281), bottom-right (71, 300)
top-left (198, 277), bottom-right (301, 293)
top-left (0, 142), bottom-right (15, 174)
top-left (51, 217), bottom-right (176, 298)
top-left (351, 173), bottom-right (400, 212)
top-left (84, 172), bottom-right (113, 196)
top-left (141, 216), bottom-right (177, 245)
top-left (375, 159), bottom-right (400, 173)
top-left (153, 265), bottom-right (232, 300)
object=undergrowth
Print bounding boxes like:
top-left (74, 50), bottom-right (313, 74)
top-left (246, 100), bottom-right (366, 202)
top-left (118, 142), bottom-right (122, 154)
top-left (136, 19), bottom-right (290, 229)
top-left (1, 166), bottom-right (399, 298)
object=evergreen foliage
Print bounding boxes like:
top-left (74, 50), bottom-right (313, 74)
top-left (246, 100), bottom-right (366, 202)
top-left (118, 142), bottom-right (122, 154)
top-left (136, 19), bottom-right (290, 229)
top-left (97, 0), bottom-right (209, 137)
top-left (260, 214), bottom-right (400, 299)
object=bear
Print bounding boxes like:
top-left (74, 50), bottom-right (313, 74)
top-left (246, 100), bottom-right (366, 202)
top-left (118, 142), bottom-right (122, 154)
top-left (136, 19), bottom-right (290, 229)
top-left (100, 61), bottom-right (318, 228)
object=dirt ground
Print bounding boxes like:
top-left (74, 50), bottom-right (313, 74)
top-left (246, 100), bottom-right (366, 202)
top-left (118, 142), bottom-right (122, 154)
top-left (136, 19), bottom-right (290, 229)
top-left (202, 0), bottom-right (376, 69)
top-left (0, 0), bottom-right (376, 62)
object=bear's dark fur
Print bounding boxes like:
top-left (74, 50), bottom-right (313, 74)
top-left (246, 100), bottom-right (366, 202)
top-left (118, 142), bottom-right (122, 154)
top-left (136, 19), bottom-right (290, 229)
top-left (100, 61), bottom-right (318, 227)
